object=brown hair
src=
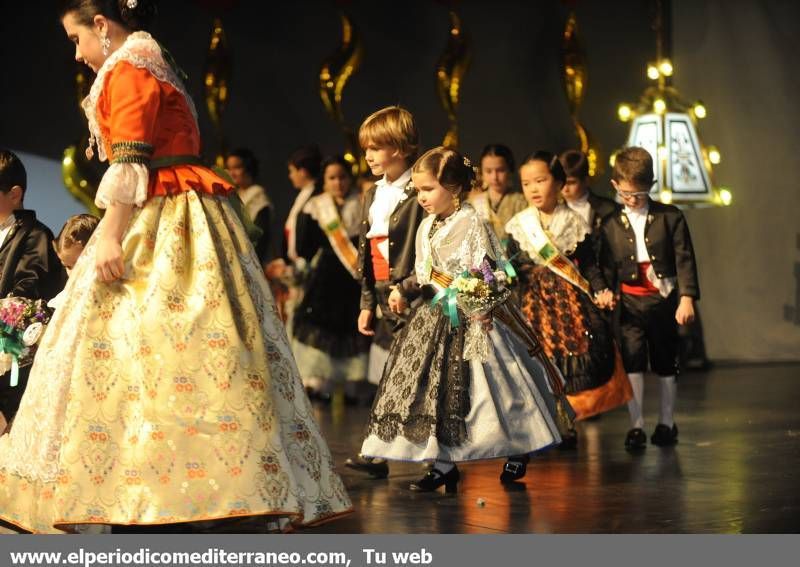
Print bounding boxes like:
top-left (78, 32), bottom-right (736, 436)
top-left (0, 148), bottom-right (26, 196)
top-left (58, 0), bottom-right (157, 30)
top-left (358, 106), bottom-right (419, 163)
top-left (612, 146), bottom-right (655, 189)
top-left (412, 146), bottom-right (476, 196)
top-left (559, 149), bottom-right (589, 179)
top-left (56, 214), bottom-right (100, 252)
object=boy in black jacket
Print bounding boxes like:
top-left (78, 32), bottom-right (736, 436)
top-left (0, 149), bottom-right (67, 432)
top-left (600, 147), bottom-right (699, 450)
top-left (346, 106), bottom-right (424, 478)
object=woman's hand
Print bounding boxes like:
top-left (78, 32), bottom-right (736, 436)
top-left (94, 202), bottom-right (134, 283)
top-left (675, 296), bottom-right (696, 325)
top-left (96, 237), bottom-right (125, 283)
top-left (358, 309), bottom-right (375, 336)
top-left (388, 286), bottom-right (407, 314)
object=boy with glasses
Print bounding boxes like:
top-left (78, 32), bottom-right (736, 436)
top-left (600, 147), bottom-right (700, 450)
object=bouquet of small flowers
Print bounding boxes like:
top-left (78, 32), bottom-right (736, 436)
top-left (434, 258), bottom-right (514, 361)
top-left (451, 259), bottom-right (512, 317)
top-left (0, 297), bottom-right (53, 384)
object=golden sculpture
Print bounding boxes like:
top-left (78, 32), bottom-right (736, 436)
top-left (62, 63), bottom-right (102, 216)
top-left (319, 10), bottom-right (365, 176)
top-left (436, 7), bottom-right (471, 149)
top-left (561, 8), bottom-right (603, 177)
top-left (204, 17), bottom-right (231, 167)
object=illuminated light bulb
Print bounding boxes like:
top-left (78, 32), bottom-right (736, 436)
top-left (659, 59), bottom-right (674, 76)
top-left (693, 102), bottom-right (707, 119)
top-left (657, 145), bottom-right (668, 160)
top-left (617, 104), bottom-right (632, 122)
top-left (647, 64), bottom-right (660, 80)
top-left (609, 152), bottom-right (617, 167)
top-left (719, 188), bottom-right (732, 206)
top-left (653, 98), bottom-right (666, 113)
top-left (660, 189), bottom-right (673, 204)
top-left (708, 147), bottom-right (721, 164)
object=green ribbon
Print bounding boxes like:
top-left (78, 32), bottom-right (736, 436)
top-left (498, 257), bottom-right (518, 281)
top-left (431, 286), bottom-right (460, 328)
top-left (0, 329), bottom-right (24, 388)
top-left (149, 155), bottom-right (203, 170)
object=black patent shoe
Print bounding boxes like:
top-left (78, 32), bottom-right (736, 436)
top-left (650, 423), bottom-right (679, 446)
top-left (625, 427), bottom-right (648, 451)
top-left (500, 455), bottom-right (530, 483)
top-left (559, 428), bottom-right (579, 450)
top-left (344, 455), bottom-right (389, 478)
top-left (409, 466), bottom-right (459, 493)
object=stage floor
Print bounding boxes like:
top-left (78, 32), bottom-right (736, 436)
top-left (307, 362), bottom-right (800, 534)
top-left (3, 363), bottom-right (798, 534)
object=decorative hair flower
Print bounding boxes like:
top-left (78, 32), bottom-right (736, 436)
top-left (126, 0), bottom-right (138, 9)
top-left (463, 156), bottom-right (471, 168)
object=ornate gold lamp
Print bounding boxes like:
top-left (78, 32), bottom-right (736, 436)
top-left (613, 0), bottom-right (731, 207)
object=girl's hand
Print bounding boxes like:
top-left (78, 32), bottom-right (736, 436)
top-left (594, 289), bottom-right (616, 310)
top-left (96, 238), bottom-right (125, 283)
top-left (358, 309), bottom-right (375, 336)
top-left (388, 286), bottom-right (407, 314)
top-left (473, 311), bottom-right (494, 332)
top-left (675, 296), bottom-right (696, 325)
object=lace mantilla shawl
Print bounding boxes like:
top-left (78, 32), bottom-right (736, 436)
top-left (415, 203), bottom-right (506, 285)
top-left (505, 204), bottom-right (590, 264)
top-left (415, 204), bottom-right (508, 361)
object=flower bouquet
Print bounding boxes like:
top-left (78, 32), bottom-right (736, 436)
top-left (0, 297), bottom-right (53, 385)
top-left (433, 258), bottom-right (514, 361)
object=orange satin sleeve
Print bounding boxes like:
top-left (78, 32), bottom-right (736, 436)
top-left (102, 61), bottom-right (160, 165)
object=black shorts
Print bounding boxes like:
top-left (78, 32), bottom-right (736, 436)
top-left (0, 365), bottom-right (32, 421)
top-left (619, 292), bottom-right (679, 376)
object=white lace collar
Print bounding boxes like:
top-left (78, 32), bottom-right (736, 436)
top-left (506, 204), bottom-right (589, 260)
top-left (81, 31), bottom-right (197, 162)
top-left (416, 202), bottom-right (476, 283)
top-left (375, 168), bottom-right (412, 191)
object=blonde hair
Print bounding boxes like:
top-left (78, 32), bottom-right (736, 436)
top-left (358, 106), bottom-right (419, 162)
top-left (413, 146), bottom-right (477, 196)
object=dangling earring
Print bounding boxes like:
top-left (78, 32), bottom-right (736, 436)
top-left (101, 31), bottom-right (111, 56)
top-left (453, 194), bottom-right (461, 210)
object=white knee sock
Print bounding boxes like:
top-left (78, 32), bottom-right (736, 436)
top-left (658, 375), bottom-right (676, 427)
top-left (627, 372), bottom-right (645, 429)
top-left (434, 460), bottom-right (454, 474)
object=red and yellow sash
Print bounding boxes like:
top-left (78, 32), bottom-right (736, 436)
top-left (305, 193), bottom-right (360, 279)
top-left (507, 208), bottom-right (592, 296)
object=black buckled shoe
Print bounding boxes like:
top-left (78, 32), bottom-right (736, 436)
top-left (500, 455), bottom-right (530, 483)
top-left (650, 423), bottom-right (679, 446)
top-left (559, 428), bottom-right (578, 450)
top-left (409, 466), bottom-right (459, 493)
top-left (344, 455), bottom-right (389, 478)
top-left (625, 427), bottom-right (647, 451)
